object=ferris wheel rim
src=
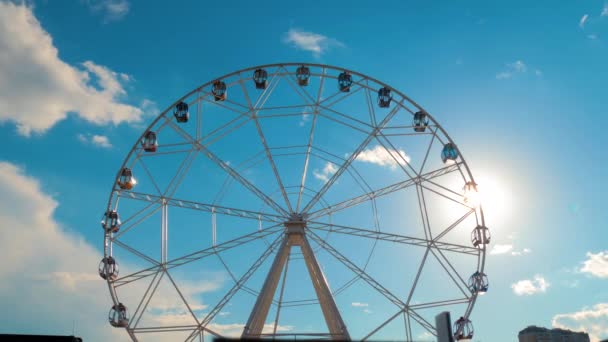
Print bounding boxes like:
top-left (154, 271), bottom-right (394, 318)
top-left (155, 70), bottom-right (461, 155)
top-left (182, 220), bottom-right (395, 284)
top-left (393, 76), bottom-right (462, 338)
top-left (102, 62), bottom-right (487, 341)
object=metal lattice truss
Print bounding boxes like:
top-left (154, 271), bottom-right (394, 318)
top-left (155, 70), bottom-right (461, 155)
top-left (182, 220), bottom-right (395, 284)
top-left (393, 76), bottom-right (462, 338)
top-left (102, 63), bottom-right (488, 341)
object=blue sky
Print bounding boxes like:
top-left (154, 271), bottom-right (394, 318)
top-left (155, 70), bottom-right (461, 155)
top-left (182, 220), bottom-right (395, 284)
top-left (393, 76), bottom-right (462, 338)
top-left (1, 0), bottom-right (608, 341)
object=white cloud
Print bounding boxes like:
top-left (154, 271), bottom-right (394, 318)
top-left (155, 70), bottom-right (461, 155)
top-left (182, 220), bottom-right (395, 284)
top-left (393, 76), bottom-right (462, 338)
top-left (92, 135), bottom-right (113, 148)
top-left (86, 0), bottom-right (130, 21)
top-left (509, 60), bottom-right (527, 72)
top-left (363, 308), bottom-right (372, 314)
top-left (283, 28), bottom-right (344, 57)
top-left (352, 302), bottom-right (369, 307)
top-left (299, 113), bottom-right (310, 127)
top-left (580, 251), bottom-right (608, 278)
top-left (588, 34), bottom-right (598, 40)
top-left (511, 275), bottom-right (550, 296)
top-left (535, 69), bottom-right (543, 76)
top-left (356, 145), bottom-right (411, 169)
top-left (496, 72), bottom-right (512, 80)
top-left (490, 244), bottom-right (513, 255)
top-left (580, 14), bottom-right (589, 28)
top-left (496, 60), bottom-right (530, 80)
top-left (603, 5), bottom-right (608, 17)
top-left (553, 303), bottom-right (608, 342)
top-left (77, 133), bottom-right (113, 148)
top-left (0, 161), bottom-right (124, 339)
top-left (0, 2), bottom-right (143, 136)
top-left (313, 162), bottom-right (338, 183)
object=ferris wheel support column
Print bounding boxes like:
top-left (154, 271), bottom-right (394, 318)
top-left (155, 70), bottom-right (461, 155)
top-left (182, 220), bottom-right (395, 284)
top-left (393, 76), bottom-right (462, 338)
top-left (242, 218), bottom-right (350, 340)
top-left (299, 233), bottom-right (351, 340)
top-left (242, 236), bottom-right (290, 338)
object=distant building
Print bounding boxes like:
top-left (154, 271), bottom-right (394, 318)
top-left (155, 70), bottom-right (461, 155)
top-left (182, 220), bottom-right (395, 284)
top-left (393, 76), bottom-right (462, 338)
top-left (518, 326), bottom-right (589, 342)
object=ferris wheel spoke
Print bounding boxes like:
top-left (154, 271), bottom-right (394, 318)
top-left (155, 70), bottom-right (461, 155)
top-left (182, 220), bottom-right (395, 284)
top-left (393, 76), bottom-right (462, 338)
top-left (319, 83), bottom-right (364, 107)
top-left (420, 183), bottom-right (475, 210)
top-left (296, 67), bottom-right (326, 212)
top-left (406, 308), bottom-right (438, 336)
top-left (164, 118), bottom-right (290, 217)
top-left (361, 308), bottom-right (404, 341)
top-left (405, 248), bottom-right (430, 306)
top-left (306, 223), bottom-right (478, 255)
top-left (416, 184), bottom-right (433, 241)
top-left (115, 225), bottom-right (282, 288)
top-left (315, 110), bottom-right (371, 135)
top-left (137, 157), bottom-right (164, 196)
top-left (163, 269), bottom-right (205, 329)
top-left (307, 162), bottom-right (462, 220)
top-left (428, 247), bottom-right (471, 298)
top-left (307, 230), bottom-right (405, 308)
top-left (403, 310), bottom-right (413, 341)
top-left (302, 100), bottom-right (404, 214)
top-left (162, 150), bottom-right (199, 200)
top-left (184, 234), bottom-right (284, 342)
top-left (129, 269), bottom-right (164, 330)
top-left (113, 202), bottom-right (163, 240)
top-left (215, 252), bottom-right (259, 297)
top-left (409, 298), bottom-right (471, 310)
top-left (432, 208), bottom-right (476, 242)
top-left (317, 103), bottom-right (375, 130)
top-left (113, 239), bottom-right (160, 266)
top-left (364, 80), bottom-right (378, 126)
top-left (239, 74), bottom-right (293, 213)
top-left (118, 190), bottom-right (285, 223)
top-left (374, 130), bottom-right (419, 178)
top-left (418, 126), bottom-right (440, 175)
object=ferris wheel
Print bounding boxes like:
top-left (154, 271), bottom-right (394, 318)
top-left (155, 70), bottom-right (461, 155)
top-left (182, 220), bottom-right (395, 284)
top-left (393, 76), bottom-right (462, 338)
top-left (99, 63), bottom-right (490, 341)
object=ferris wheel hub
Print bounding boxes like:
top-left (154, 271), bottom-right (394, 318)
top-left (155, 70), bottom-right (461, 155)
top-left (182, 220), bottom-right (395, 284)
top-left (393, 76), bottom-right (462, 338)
top-left (284, 215), bottom-right (307, 236)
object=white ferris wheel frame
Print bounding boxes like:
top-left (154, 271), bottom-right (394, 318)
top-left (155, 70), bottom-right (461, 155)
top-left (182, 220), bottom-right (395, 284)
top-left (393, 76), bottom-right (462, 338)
top-left (102, 62), bottom-right (488, 341)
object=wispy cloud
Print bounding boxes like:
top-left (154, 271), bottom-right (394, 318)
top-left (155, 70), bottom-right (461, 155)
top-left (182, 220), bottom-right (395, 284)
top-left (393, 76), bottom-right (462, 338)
top-left (86, 0), bottom-right (130, 22)
top-left (0, 2), bottom-right (143, 136)
top-left (553, 303), bottom-right (608, 342)
top-left (313, 162), bottom-right (338, 183)
top-left (352, 302), bottom-right (369, 307)
top-left (580, 14), bottom-right (589, 28)
top-left (496, 60), bottom-right (532, 80)
top-left (602, 4), bottom-right (608, 17)
top-left (77, 133), bottom-right (113, 148)
top-left (283, 28), bottom-right (344, 57)
top-left (580, 251), bottom-right (608, 278)
top-left (511, 275), bottom-right (550, 296)
top-left (490, 244), bottom-right (513, 255)
top-left (355, 145), bottom-right (411, 169)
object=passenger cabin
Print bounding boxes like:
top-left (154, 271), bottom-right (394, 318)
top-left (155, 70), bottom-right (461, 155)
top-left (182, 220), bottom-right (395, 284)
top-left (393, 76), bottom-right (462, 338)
top-left (141, 131), bottom-right (158, 152)
top-left (471, 225), bottom-right (491, 247)
top-left (453, 317), bottom-right (474, 341)
top-left (101, 210), bottom-right (121, 234)
top-left (441, 143), bottom-right (459, 164)
top-left (296, 65), bottom-right (311, 86)
top-left (174, 101), bottom-right (189, 123)
top-left (99, 256), bottom-right (119, 281)
top-left (377, 87), bottom-right (391, 108)
top-left (253, 69), bottom-right (268, 89)
top-left (338, 71), bottom-right (353, 92)
top-left (109, 303), bottom-right (129, 328)
top-left (413, 111), bottom-right (429, 132)
top-left (468, 271), bottom-right (489, 294)
top-left (212, 80), bottom-right (227, 101)
top-left (117, 168), bottom-right (136, 190)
